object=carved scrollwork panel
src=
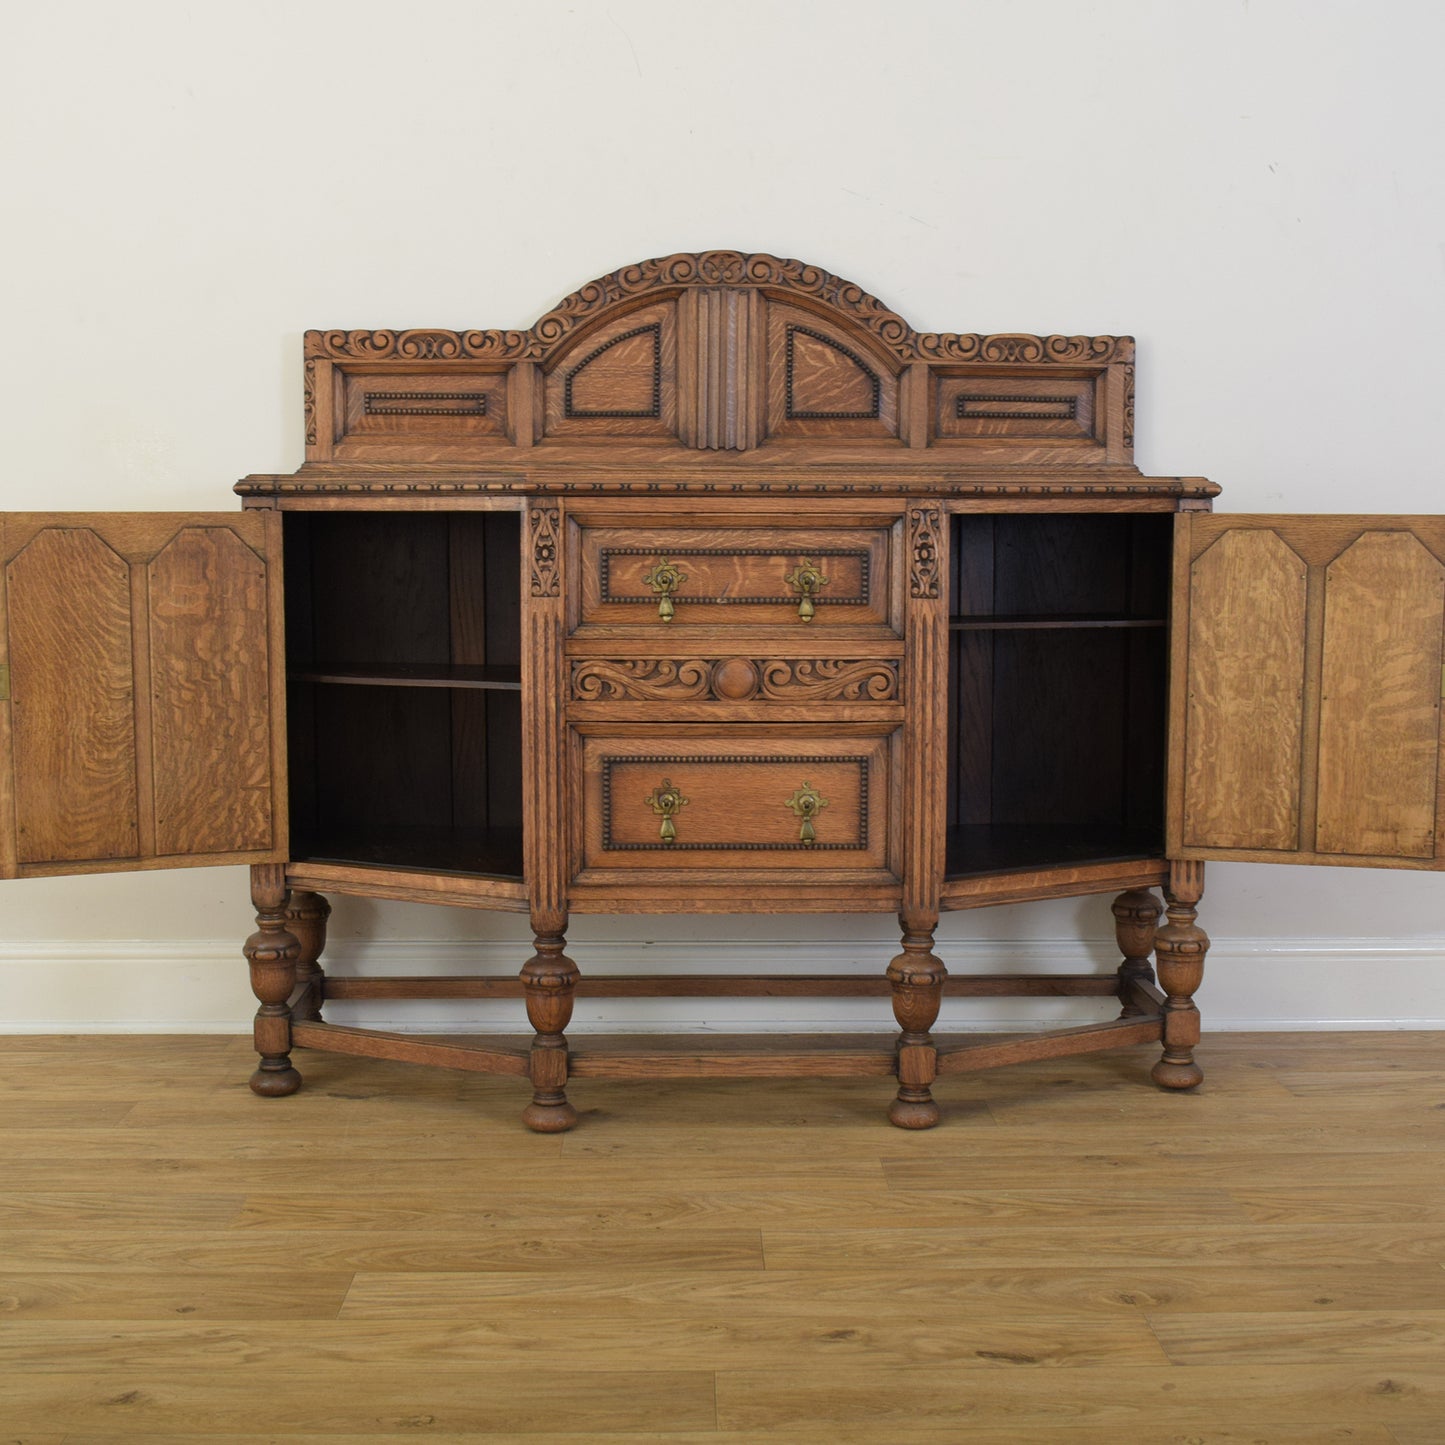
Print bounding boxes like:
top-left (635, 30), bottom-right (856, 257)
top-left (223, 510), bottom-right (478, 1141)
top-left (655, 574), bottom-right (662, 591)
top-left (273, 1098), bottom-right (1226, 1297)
top-left (909, 506), bottom-right (942, 600)
top-left (571, 657), bottom-right (898, 703)
top-left (529, 504), bottom-right (561, 598)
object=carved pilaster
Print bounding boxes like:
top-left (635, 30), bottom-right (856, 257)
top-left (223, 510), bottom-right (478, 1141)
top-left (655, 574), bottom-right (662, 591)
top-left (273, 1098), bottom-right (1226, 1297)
top-left (909, 505), bottom-right (942, 599)
top-left (682, 287), bottom-right (765, 451)
top-left (529, 503), bottom-right (560, 597)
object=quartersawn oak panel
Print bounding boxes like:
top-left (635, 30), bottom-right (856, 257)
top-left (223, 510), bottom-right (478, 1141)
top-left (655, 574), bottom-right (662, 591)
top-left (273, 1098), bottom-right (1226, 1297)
top-left (0, 513), bottom-right (285, 876)
top-left (6, 526), bottom-right (139, 864)
top-left (149, 527), bottom-right (273, 856)
top-left (1316, 531), bottom-right (1444, 859)
top-left (1175, 515), bottom-right (1445, 869)
top-left (1181, 527), bottom-right (1308, 852)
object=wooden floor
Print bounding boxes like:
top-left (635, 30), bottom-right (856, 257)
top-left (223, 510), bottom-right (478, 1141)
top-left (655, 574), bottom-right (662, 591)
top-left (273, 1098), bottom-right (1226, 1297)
top-left (1, 1032), bottom-right (1443, 1442)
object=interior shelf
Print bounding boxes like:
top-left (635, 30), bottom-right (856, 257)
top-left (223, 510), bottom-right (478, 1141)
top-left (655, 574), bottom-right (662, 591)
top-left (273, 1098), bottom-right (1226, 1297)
top-left (289, 663), bottom-right (522, 690)
top-left (945, 513), bottom-right (1171, 882)
top-left (945, 823), bottom-right (1164, 879)
top-left (289, 825), bottom-right (525, 879)
top-left (949, 615), bottom-right (1166, 631)
top-left (284, 511), bottom-right (525, 880)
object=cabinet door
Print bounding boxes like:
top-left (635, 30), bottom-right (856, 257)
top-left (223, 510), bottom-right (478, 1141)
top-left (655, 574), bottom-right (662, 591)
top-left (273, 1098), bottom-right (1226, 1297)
top-left (0, 513), bottom-right (287, 877)
top-left (1170, 514), bottom-right (1445, 869)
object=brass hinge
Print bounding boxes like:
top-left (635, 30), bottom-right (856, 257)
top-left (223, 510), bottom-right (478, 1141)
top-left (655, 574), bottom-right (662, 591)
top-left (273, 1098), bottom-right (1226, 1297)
top-left (0, 664), bottom-right (8, 702)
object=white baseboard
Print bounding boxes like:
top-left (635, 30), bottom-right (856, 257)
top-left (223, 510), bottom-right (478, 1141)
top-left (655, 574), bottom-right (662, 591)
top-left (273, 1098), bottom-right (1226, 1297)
top-left (0, 937), bottom-right (1441, 1033)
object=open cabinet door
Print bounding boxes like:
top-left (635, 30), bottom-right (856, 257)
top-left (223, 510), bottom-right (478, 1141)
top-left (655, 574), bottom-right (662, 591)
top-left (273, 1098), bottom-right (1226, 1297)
top-left (1169, 514), bottom-right (1445, 869)
top-left (0, 512), bottom-right (287, 877)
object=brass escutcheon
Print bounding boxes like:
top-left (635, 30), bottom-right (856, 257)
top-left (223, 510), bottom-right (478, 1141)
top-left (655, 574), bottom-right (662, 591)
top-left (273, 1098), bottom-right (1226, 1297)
top-left (783, 780), bottom-right (830, 844)
top-left (783, 558), bottom-right (829, 622)
top-left (645, 778), bottom-right (689, 843)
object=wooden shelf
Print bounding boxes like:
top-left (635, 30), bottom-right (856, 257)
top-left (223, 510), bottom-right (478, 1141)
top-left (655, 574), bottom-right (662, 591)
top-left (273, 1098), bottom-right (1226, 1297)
top-left (290, 664), bottom-right (523, 691)
top-left (289, 824), bottom-right (524, 879)
top-left (948, 614), bottom-right (1166, 631)
top-left (945, 823), bottom-right (1164, 879)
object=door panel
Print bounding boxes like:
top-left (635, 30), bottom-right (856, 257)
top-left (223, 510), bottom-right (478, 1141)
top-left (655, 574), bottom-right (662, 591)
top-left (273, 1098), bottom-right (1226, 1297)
top-left (7, 526), bottom-right (140, 864)
top-left (1171, 515), bottom-right (1445, 868)
top-left (0, 512), bottom-right (287, 877)
top-left (1315, 532), bottom-right (1445, 857)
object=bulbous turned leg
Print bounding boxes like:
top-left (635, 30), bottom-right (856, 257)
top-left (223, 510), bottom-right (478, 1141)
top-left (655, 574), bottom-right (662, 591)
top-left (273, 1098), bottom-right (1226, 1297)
top-left (887, 918), bottom-right (948, 1129)
top-left (520, 929), bottom-right (580, 1132)
top-left (285, 890), bottom-right (331, 1025)
top-left (1113, 887), bottom-right (1162, 1019)
top-left (1152, 861), bottom-right (1209, 1090)
top-left (245, 863), bottom-right (303, 1097)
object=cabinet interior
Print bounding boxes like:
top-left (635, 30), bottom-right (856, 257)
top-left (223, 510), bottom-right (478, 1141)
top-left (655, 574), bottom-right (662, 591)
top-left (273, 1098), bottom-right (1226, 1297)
top-left (283, 511), bottom-right (525, 878)
top-left (945, 513), bottom-right (1172, 878)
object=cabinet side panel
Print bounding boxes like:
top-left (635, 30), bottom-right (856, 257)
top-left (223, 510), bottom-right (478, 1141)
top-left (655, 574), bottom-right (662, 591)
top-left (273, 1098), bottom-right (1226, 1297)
top-left (148, 527), bottom-right (273, 856)
top-left (1182, 528), bottom-right (1307, 851)
top-left (7, 527), bottom-right (140, 864)
top-left (1316, 532), bottom-right (1445, 858)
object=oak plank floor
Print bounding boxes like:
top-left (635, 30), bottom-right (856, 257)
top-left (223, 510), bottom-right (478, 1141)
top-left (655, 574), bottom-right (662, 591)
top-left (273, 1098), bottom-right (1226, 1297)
top-left (0, 1032), bottom-right (1442, 1441)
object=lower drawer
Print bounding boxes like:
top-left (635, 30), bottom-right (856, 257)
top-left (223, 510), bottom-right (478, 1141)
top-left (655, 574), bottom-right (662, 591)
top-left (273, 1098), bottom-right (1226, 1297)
top-left (573, 727), bottom-right (897, 878)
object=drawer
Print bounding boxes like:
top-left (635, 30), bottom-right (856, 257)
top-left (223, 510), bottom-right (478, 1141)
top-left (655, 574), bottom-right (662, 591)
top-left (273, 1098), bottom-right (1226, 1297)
top-left (574, 727), bottom-right (897, 877)
top-left (574, 523), bottom-right (898, 631)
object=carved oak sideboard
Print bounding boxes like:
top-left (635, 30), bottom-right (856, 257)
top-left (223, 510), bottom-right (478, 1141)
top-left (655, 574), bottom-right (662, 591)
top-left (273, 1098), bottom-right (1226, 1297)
top-left (4, 251), bottom-right (1442, 1130)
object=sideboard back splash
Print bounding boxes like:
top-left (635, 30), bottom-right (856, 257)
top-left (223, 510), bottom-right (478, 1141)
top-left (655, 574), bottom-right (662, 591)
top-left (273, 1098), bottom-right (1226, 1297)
top-left (301, 250), bottom-right (1135, 468)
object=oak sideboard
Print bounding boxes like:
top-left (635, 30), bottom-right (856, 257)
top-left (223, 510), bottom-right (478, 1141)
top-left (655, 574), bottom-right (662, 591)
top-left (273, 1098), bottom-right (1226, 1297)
top-left (5, 251), bottom-right (1441, 1130)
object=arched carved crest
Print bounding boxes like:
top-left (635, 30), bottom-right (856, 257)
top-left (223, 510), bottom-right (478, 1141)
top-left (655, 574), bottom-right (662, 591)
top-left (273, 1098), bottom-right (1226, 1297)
top-left (309, 250), bottom-right (1132, 366)
top-left (302, 251), bottom-right (1135, 463)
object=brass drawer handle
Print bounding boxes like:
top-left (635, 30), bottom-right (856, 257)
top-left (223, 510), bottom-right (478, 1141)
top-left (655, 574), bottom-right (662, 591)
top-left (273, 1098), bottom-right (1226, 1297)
top-left (784, 780), bottom-right (829, 845)
top-left (783, 558), bottom-right (829, 622)
top-left (645, 778), bottom-right (689, 843)
top-left (642, 557), bottom-right (686, 622)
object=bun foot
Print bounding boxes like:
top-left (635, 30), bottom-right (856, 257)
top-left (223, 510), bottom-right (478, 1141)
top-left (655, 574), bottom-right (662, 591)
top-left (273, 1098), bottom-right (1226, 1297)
top-left (521, 1098), bottom-right (578, 1133)
top-left (888, 1094), bottom-right (941, 1130)
top-left (1151, 1057), bottom-right (1204, 1090)
top-left (249, 1063), bottom-right (301, 1097)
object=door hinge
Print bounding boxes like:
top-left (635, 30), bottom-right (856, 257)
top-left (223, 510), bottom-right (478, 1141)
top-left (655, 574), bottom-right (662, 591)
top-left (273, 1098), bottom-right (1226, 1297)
top-left (0, 664), bottom-right (8, 702)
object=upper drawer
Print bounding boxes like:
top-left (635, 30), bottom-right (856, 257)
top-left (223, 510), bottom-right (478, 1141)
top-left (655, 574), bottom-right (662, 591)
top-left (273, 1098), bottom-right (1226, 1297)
top-left (573, 523), bottom-right (899, 632)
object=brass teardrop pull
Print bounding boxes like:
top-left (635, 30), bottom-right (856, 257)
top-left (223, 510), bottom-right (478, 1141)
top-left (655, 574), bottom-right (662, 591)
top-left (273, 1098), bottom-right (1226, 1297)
top-left (642, 557), bottom-right (686, 622)
top-left (783, 558), bottom-right (828, 622)
top-left (783, 780), bottom-right (829, 844)
top-left (645, 778), bottom-right (689, 843)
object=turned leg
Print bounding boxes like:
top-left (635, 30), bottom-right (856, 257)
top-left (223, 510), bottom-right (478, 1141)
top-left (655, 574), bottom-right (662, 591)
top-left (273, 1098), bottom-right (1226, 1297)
top-left (245, 863), bottom-right (303, 1097)
top-left (520, 917), bottom-right (580, 1133)
top-left (887, 914), bottom-right (948, 1129)
top-left (1113, 887), bottom-right (1162, 1019)
top-left (1152, 861), bottom-right (1209, 1090)
top-left (285, 890), bottom-right (331, 1025)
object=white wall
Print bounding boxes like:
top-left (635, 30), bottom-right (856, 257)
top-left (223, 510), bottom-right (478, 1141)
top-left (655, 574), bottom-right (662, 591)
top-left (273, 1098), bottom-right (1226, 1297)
top-left (3, 0), bottom-right (1443, 1031)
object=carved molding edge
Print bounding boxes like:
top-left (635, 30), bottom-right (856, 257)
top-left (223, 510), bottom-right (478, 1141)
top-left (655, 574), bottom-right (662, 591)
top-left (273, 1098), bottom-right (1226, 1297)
top-left (237, 478), bottom-right (1221, 498)
top-left (304, 251), bottom-right (1135, 367)
top-left (529, 503), bottom-right (560, 597)
top-left (909, 506), bottom-right (942, 599)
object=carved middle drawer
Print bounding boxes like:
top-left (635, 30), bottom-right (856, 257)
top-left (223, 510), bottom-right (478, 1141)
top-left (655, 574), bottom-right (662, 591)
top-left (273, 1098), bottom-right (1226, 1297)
top-left (573, 523), bottom-right (899, 632)
top-left (572, 726), bottom-right (897, 877)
